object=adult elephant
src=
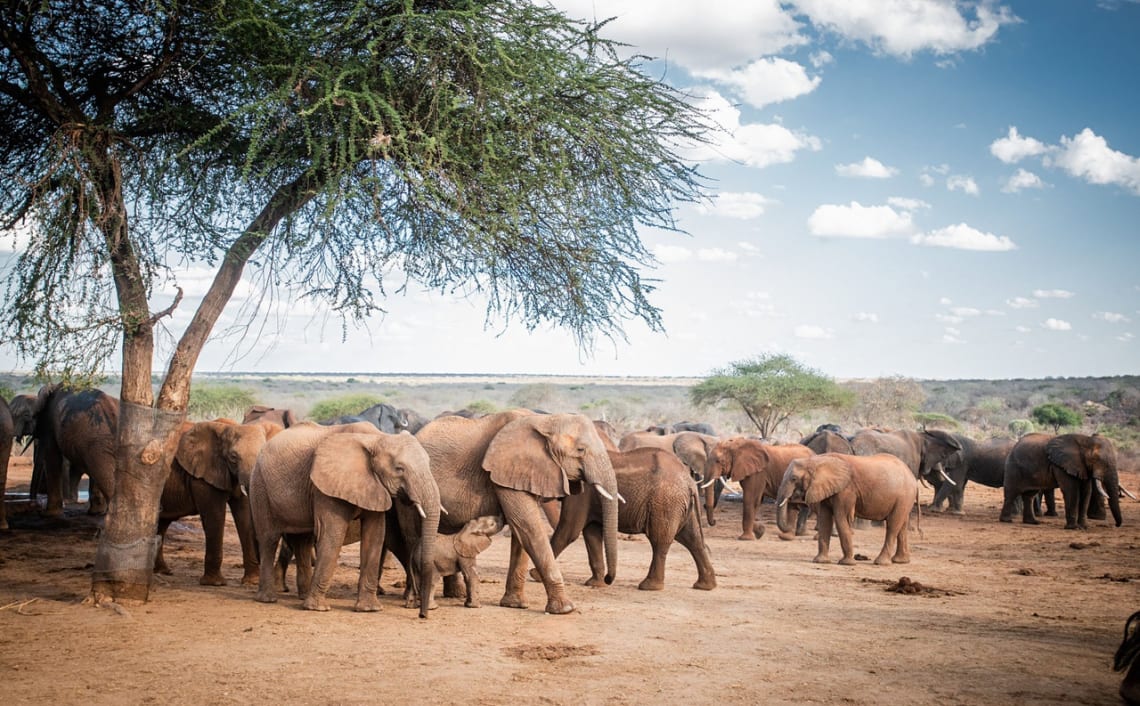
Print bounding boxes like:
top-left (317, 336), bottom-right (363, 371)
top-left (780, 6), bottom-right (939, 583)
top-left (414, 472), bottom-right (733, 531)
top-left (323, 402), bottom-right (406, 432)
top-left (250, 422), bottom-right (440, 614)
top-left (850, 427), bottom-right (962, 480)
top-left (1000, 433), bottom-right (1123, 529)
top-left (0, 397), bottom-right (13, 530)
top-left (242, 405), bottom-right (299, 428)
top-left (155, 419), bottom-right (282, 586)
top-left (706, 437), bottom-right (812, 541)
top-left (800, 428), bottom-right (854, 455)
top-left (776, 453), bottom-right (916, 565)
top-left (414, 410), bottom-right (619, 615)
top-left (548, 446), bottom-right (716, 591)
top-left (9, 385), bottom-right (117, 517)
top-left (927, 435), bottom-right (1016, 514)
top-left (619, 429), bottom-right (679, 453)
top-left (671, 431), bottom-right (723, 526)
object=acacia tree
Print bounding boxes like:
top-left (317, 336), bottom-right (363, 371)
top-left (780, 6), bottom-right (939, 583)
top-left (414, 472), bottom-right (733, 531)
top-left (1, 0), bottom-right (708, 602)
top-left (846, 375), bottom-right (927, 428)
top-left (690, 354), bottom-right (852, 439)
top-left (1031, 403), bottom-right (1083, 433)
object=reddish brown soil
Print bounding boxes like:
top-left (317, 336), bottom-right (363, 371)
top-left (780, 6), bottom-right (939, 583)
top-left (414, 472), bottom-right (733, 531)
top-left (1, 455), bottom-right (1138, 705)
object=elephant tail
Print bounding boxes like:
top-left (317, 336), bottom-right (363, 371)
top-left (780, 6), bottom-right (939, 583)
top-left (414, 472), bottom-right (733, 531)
top-left (913, 485), bottom-right (924, 540)
top-left (688, 481), bottom-right (708, 550)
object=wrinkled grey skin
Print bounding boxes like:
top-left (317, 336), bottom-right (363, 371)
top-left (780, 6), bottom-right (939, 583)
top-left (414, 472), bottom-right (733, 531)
top-left (850, 428), bottom-right (962, 479)
top-left (1000, 433), bottom-right (1122, 529)
top-left (926, 435), bottom-right (1016, 514)
top-left (429, 515), bottom-right (503, 608)
top-left (242, 406), bottom-right (299, 428)
top-left (322, 403), bottom-right (428, 434)
top-left (647, 421), bottom-right (717, 436)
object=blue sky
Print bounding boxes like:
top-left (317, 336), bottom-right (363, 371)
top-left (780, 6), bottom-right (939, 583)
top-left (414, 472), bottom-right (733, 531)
top-left (3, 0), bottom-right (1139, 380)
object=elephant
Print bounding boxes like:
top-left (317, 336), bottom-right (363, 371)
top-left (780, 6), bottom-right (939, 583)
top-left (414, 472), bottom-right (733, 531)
top-left (670, 431), bottom-right (723, 526)
top-left (322, 402), bottom-right (407, 433)
top-left (705, 437), bottom-right (812, 541)
top-left (1000, 433), bottom-right (1123, 529)
top-left (548, 446), bottom-right (716, 591)
top-left (411, 410), bottom-right (620, 615)
top-left (799, 428), bottom-right (854, 455)
top-left (398, 407), bottom-right (429, 434)
top-left (249, 422), bottom-right (440, 615)
top-left (927, 435), bottom-right (1016, 514)
top-left (428, 514), bottom-right (503, 608)
top-left (647, 421), bottom-right (717, 436)
top-left (9, 385), bottom-right (117, 517)
top-left (154, 419), bottom-right (282, 586)
top-left (850, 427), bottom-right (962, 480)
top-left (242, 405), bottom-right (299, 428)
top-left (0, 397), bottom-right (13, 530)
top-left (776, 453), bottom-right (917, 566)
top-left (618, 429), bottom-right (680, 453)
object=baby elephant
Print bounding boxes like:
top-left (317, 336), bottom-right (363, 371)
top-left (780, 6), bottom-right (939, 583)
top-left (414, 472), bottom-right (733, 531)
top-left (430, 515), bottom-right (503, 608)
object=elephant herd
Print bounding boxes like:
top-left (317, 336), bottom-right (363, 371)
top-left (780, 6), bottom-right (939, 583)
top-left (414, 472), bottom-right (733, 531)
top-left (0, 385), bottom-right (1135, 618)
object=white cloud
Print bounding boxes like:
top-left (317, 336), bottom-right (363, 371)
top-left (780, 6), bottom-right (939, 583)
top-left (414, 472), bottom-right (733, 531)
top-left (947, 174), bottom-right (980, 195)
top-left (1002, 168), bottom-right (1046, 193)
top-left (653, 244), bottom-right (692, 263)
top-left (696, 57), bottom-right (821, 109)
top-left (939, 297), bottom-right (953, 305)
top-left (1042, 318), bottom-right (1072, 331)
top-left (910, 223), bottom-right (1017, 251)
top-left (737, 242), bottom-right (762, 254)
top-left (937, 314), bottom-right (964, 324)
top-left (1093, 311), bottom-right (1131, 323)
top-left (919, 173), bottom-right (935, 187)
top-left (795, 324), bottom-right (833, 340)
top-left (687, 89), bottom-right (821, 168)
top-left (943, 331), bottom-right (964, 344)
top-left (1047, 128), bottom-right (1140, 195)
top-left (1033, 289), bottom-right (1074, 299)
top-left (807, 201), bottom-right (913, 238)
top-left (945, 326), bottom-right (962, 337)
top-left (1015, 325), bottom-right (1032, 333)
top-left (698, 191), bottom-right (773, 219)
top-left (794, 0), bottom-right (1019, 57)
top-left (697, 248), bottom-right (738, 262)
top-left (989, 126), bottom-right (1049, 163)
top-left (809, 50), bottom-right (834, 68)
top-left (950, 307), bottom-right (981, 317)
top-left (1119, 332), bottom-right (1136, 342)
top-left (887, 196), bottom-right (930, 211)
top-left (852, 312), bottom-right (879, 323)
top-left (835, 156), bottom-right (898, 179)
top-left (1006, 296), bottom-right (1038, 309)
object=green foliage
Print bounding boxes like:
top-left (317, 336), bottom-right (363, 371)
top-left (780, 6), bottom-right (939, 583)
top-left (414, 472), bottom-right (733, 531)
top-left (1098, 424), bottom-right (1140, 454)
top-left (1031, 403), bottom-right (1083, 433)
top-left (464, 400), bottom-right (498, 415)
top-left (0, 382), bottom-right (14, 401)
top-left (1008, 419), bottom-right (1035, 437)
top-left (914, 413), bottom-right (960, 430)
top-left (690, 354), bottom-right (853, 438)
top-left (509, 383), bottom-right (559, 411)
top-left (188, 386), bottom-right (258, 422)
top-left (307, 394), bottom-right (386, 422)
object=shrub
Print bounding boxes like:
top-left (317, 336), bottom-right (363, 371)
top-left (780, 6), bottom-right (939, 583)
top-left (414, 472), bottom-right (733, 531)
top-left (307, 394), bottom-right (386, 422)
top-left (188, 385), bottom-right (258, 421)
top-left (1008, 419), bottom-right (1035, 437)
top-left (464, 399), bottom-right (498, 415)
top-left (914, 412), bottom-right (959, 430)
top-left (1030, 403), bottom-right (1083, 433)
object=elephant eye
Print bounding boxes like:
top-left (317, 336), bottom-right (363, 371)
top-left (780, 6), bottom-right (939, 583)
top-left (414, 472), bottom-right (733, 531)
top-left (393, 465), bottom-right (405, 475)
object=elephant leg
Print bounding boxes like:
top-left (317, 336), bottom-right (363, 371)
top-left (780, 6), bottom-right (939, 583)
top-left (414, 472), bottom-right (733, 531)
top-left (1088, 487), bottom-right (1107, 520)
top-left (87, 457), bottom-right (115, 516)
top-left (460, 559), bottom-right (481, 608)
top-left (949, 482), bottom-right (966, 515)
top-left (498, 490), bottom-right (573, 614)
top-left (581, 523), bottom-right (607, 587)
top-left (304, 508), bottom-right (348, 612)
top-left (639, 533), bottom-right (670, 591)
top-left (255, 530), bottom-right (283, 603)
top-left (353, 513), bottom-right (385, 613)
top-left (834, 507), bottom-right (856, 566)
top-left (197, 496), bottom-right (229, 586)
top-left (154, 519), bottom-right (174, 575)
top-left (739, 483), bottom-right (760, 541)
top-left (273, 543), bottom-right (292, 593)
top-left (1020, 491), bottom-right (1039, 525)
top-left (813, 506), bottom-right (834, 563)
top-left (794, 505), bottom-right (810, 536)
top-left (674, 518), bottom-right (716, 591)
top-left (38, 441), bottom-right (65, 517)
top-left (999, 486), bottom-right (1019, 523)
top-left (442, 573), bottom-right (464, 599)
top-left (1043, 488), bottom-right (1058, 516)
top-left (291, 534), bottom-right (315, 600)
top-left (893, 512), bottom-right (911, 564)
top-left (227, 495), bottom-right (260, 586)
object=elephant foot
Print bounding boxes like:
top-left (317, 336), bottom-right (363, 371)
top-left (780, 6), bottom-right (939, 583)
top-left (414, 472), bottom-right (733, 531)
top-left (637, 578), bottom-right (665, 591)
top-left (199, 574), bottom-right (227, 587)
top-left (999, 515), bottom-right (1013, 523)
top-left (584, 576), bottom-right (607, 588)
top-left (926, 505), bottom-right (943, 513)
top-left (753, 526), bottom-right (766, 539)
top-left (737, 533), bottom-right (756, 541)
top-left (950, 509), bottom-right (965, 516)
top-left (1044, 510), bottom-right (1059, 517)
top-left (301, 596), bottom-right (330, 612)
top-left (873, 555), bottom-right (891, 566)
top-left (706, 519), bottom-right (716, 527)
top-left (1023, 517), bottom-right (1040, 525)
top-left (544, 597), bottom-right (575, 615)
top-left (812, 555), bottom-right (831, 564)
top-left (692, 578), bottom-right (717, 591)
top-left (42, 507), bottom-right (64, 519)
top-left (353, 596), bottom-right (383, 613)
top-left (893, 555), bottom-right (911, 564)
top-left (241, 572), bottom-right (259, 587)
top-left (777, 531), bottom-right (795, 542)
top-left (464, 600), bottom-right (481, 608)
top-left (838, 557), bottom-right (857, 566)
top-left (254, 590), bottom-right (278, 604)
top-left (154, 564), bottom-right (173, 576)
top-left (499, 594), bottom-right (528, 610)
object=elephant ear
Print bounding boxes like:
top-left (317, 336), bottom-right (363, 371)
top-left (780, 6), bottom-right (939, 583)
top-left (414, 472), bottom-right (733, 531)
top-left (483, 416), bottom-right (570, 499)
top-left (726, 441), bottom-right (768, 483)
top-left (804, 457), bottom-right (853, 505)
top-left (455, 531), bottom-right (494, 559)
top-left (310, 434), bottom-right (393, 512)
top-left (1046, 435), bottom-right (1087, 480)
top-left (175, 421), bottom-right (232, 492)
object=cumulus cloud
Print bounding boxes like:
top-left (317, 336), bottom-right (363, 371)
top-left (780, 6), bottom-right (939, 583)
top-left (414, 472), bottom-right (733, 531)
top-left (1002, 168), bottom-right (1046, 193)
top-left (807, 201), bottom-right (914, 238)
top-left (1006, 296), bottom-right (1038, 309)
top-left (887, 196), bottom-right (930, 211)
top-left (1042, 318), bottom-right (1072, 331)
top-left (937, 314), bottom-right (964, 324)
top-left (989, 126), bottom-right (1049, 163)
top-left (653, 244), bottom-right (692, 263)
top-left (919, 173), bottom-right (936, 187)
top-left (737, 242), bottom-right (762, 254)
top-left (1015, 325), bottom-right (1031, 333)
top-left (950, 307), bottom-right (981, 317)
top-left (686, 89), bottom-right (821, 168)
top-left (810, 50), bottom-right (834, 68)
top-left (697, 248), bottom-right (738, 262)
top-left (794, 0), bottom-right (1018, 57)
top-left (835, 156), bottom-right (898, 179)
top-left (1119, 332), bottom-right (1136, 342)
top-left (910, 223), bottom-right (1017, 251)
top-left (698, 191), bottom-right (773, 219)
top-left (1047, 128), bottom-right (1140, 195)
top-left (795, 324), bottom-right (834, 340)
top-left (1033, 289), bottom-right (1074, 299)
top-left (947, 174), bottom-right (980, 195)
top-left (852, 312), bottom-right (879, 323)
top-left (1094, 311), bottom-right (1131, 323)
top-left (695, 57), bottom-right (821, 109)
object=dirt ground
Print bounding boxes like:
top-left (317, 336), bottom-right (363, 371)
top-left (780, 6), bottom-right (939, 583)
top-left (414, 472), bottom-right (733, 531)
top-left (1, 455), bottom-right (1138, 705)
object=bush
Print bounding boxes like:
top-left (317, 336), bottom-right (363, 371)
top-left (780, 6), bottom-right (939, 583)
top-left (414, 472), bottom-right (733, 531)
top-left (914, 412), bottom-right (959, 430)
top-left (509, 383), bottom-right (559, 411)
top-left (1008, 419), bottom-right (1035, 437)
top-left (307, 394), bottom-right (386, 422)
top-left (1030, 403), bottom-right (1083, 433)
top-left (464, 399), bottom-right (498, 415)
top-left (188, 385), bottom-right (257, 421)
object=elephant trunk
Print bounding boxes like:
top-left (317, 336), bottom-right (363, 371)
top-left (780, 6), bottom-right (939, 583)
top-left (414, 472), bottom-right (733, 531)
top-left (586, 450), bottom-right (619, 585)
top-left (405, 472), bottom-right (441, 619)
top-left (1106, 475), bottom-right (1123, 527)
top-left (776, 479), bottom-right (795, 535)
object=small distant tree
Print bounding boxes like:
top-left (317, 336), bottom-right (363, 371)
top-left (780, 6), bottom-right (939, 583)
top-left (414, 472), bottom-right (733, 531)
top-left (187, 386), bottom-right (257, 421)
top-left (1031, 403), bottom-right (1083, 433)
top-left (914, 412), bottom-right (960, 430)
top-left (307, 394), bottom-right (386, 422)
top-left (848, 375), bottom-right (927, 427)
top-left (1008, 419), bottom-right (1035, 437)
top-left (690, 354), bottom-right (852, 438)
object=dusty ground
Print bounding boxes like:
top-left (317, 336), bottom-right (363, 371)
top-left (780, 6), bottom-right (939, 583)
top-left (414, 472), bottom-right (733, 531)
top-left (1, 455), bottom-right (1138, 705)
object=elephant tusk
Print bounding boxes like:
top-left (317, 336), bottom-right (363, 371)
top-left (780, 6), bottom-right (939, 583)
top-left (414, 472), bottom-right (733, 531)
top-left (594, 484), bottom-right (615, 501)
top-left (699, 477), bottom-right (718, 489)
top-left (414, 503), bottom-right (427, 519)
top-left (1095, 479), bottom-right (1110, 499)
top-left (439, 504), bottom-right (449, 515)
top-left (938, 468), bottom-right (957, 487)
top-left (777, 497), bottom-right (788, 508)
top-left (1122, 486), bottom-right (1139, 501)
top-left (617, 492), bottom-right (627, 504)
top-left (19, 438), bottom-right (33, 454)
